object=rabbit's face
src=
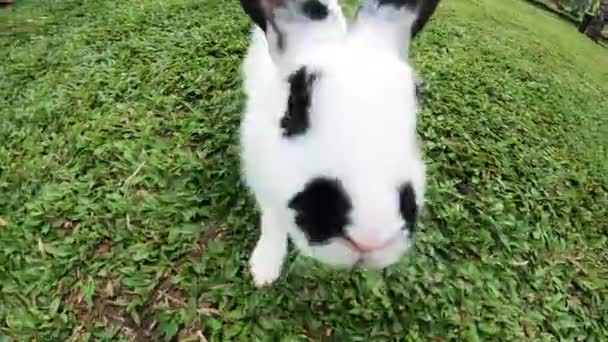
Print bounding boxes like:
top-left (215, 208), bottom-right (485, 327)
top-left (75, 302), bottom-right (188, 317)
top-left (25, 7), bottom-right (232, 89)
top-left (240, 0), bottom-right (439, 271)
top-left (287, 175), bottom-right (423, 269)
top-left (277, 49), bottom-right (426, 269)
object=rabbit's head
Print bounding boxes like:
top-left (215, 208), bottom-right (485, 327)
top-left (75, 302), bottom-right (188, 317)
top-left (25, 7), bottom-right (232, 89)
top-left (240, 0), bottom-right (439, 270)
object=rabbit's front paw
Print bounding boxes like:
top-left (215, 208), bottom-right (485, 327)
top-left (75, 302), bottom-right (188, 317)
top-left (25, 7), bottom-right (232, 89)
top-left (249, 243), bottom-right (283, 287)
top-left (249, 210), bottom-right (288, 287)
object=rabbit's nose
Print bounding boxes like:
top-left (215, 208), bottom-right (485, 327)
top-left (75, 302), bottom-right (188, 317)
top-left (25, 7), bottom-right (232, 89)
top-left (347, 233), bottom-right (394, 253)
top-left (349, 240), bottom-right (385, 253)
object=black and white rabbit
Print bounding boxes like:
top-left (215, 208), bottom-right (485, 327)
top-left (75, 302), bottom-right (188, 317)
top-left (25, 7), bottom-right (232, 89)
top-left (238, 0), bottom-right (440, 287)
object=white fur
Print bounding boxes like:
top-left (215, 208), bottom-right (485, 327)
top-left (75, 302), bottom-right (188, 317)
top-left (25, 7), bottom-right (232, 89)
top-left (239, 0), bottom-right (427, 287)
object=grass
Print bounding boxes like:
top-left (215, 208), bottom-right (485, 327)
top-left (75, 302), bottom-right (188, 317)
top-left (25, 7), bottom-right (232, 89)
top-left (1, 0), bottom-right (607, 340)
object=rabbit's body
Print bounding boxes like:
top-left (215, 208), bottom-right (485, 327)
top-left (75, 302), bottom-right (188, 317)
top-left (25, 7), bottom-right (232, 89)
top-left (238, 0), bottom-right (440, 286)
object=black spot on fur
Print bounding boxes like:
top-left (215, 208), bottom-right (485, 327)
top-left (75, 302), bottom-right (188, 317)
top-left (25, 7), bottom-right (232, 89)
top-left (301, 0), bottom-right (329, 20)
top-left (288, 178), bottom-right (352, 244)
top-left (398, 182), bottom-right (418, 232)
top-left (281, 67), bottom-right (318, 137)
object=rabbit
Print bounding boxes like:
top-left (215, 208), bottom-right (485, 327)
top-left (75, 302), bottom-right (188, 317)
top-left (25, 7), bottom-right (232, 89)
top-left (238, 0), bottom-right (440, 287)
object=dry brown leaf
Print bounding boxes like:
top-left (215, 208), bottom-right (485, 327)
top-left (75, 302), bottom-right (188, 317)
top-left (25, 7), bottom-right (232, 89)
top-left (196, 306), bottom-right (221, 316)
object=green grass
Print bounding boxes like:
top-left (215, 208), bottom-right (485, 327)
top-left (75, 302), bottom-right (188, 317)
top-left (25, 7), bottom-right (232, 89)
top-left (1, 0), bottom-right (607, 340)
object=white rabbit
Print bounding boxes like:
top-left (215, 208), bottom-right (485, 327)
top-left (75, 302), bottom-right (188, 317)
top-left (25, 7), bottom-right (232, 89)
top-left (238, 0), bottom-right (440, 287)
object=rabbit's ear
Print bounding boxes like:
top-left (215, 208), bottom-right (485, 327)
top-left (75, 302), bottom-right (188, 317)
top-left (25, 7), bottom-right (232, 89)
top-left (240, 0), bottom-right (346, 65)
top-left (350, 0), bottom-right (440, 57)
top-left (240, 0), bottom-right (280, 32)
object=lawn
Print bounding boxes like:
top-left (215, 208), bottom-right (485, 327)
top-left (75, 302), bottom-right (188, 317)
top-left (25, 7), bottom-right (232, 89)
top-left (1, 0), bottom-right (607, 340)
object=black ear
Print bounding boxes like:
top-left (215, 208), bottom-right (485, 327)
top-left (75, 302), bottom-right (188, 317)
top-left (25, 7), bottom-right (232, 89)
top-left (361, 0), bottom-right (441, 38)
top-left (240, 0), bottom-right (280, 32)
top-left (351, 0), bottom-right (441, 55)
top-left (240, 0), bottom-right (346, 59)
top-left (240, 0), bottom-right (342, 30)
top-left (407, 0), bottom-right (441, 38)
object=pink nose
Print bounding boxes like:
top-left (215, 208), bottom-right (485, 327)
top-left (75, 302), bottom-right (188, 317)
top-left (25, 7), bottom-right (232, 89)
top-left (348, 237), bottom-right (388, 253)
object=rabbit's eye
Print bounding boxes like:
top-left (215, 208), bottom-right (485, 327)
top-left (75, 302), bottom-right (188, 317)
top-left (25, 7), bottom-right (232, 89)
top-left (280, 66), bottom-right (320, 138)
top-left (398, 182), bottom-right (418, 233)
